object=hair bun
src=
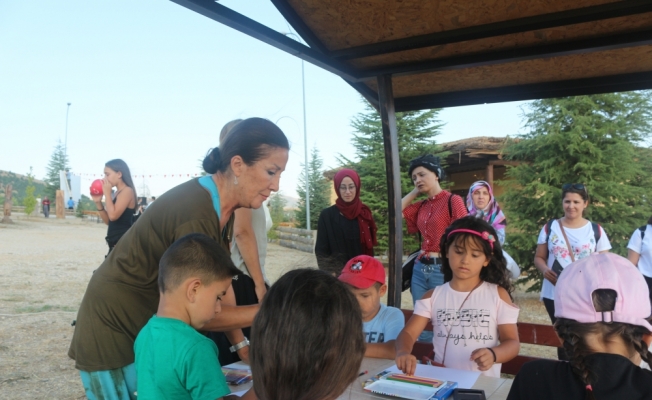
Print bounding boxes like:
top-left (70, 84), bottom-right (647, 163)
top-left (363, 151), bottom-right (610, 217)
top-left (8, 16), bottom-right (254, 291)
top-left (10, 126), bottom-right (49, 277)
top-left (202, 147), bottom-right (221, 174)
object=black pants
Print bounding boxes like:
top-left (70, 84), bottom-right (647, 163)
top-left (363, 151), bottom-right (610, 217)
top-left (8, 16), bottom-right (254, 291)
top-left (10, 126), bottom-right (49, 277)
top-left (205, 273), bottom-right (266, 366)
top-left (543, 297), bottom-right (569, 361)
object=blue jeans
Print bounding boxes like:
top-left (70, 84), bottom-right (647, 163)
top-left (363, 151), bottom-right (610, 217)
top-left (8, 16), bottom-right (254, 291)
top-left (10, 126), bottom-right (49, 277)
top-left (411, 258), bottom-right (444, 342)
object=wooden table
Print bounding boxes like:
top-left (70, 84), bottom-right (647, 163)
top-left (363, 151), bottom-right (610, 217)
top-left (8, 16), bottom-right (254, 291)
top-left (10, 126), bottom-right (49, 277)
top-left (336, 358), bottom-right (513, 400)
top-left (230, 358), bottom-right (513, 400)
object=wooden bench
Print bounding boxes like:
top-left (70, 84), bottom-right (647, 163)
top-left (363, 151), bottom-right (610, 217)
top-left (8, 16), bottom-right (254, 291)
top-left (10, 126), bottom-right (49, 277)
top-left (275, 226), bottom-right (316, 253)
top-left (400, 309), bottom-right (562, 375)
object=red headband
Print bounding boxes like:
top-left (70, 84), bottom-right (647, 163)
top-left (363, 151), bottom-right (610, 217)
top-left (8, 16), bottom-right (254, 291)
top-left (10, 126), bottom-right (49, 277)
top-left (447, 229), bottom-right (495, 250)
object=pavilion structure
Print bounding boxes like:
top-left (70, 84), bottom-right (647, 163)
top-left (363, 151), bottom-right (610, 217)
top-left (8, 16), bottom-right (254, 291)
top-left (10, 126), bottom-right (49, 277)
top-left (171, 0), bottom-right (652, 306)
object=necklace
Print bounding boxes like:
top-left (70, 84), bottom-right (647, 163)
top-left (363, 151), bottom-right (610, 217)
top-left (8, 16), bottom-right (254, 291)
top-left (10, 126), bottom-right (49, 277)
top-left (439, 280), bottom-right (483, 367)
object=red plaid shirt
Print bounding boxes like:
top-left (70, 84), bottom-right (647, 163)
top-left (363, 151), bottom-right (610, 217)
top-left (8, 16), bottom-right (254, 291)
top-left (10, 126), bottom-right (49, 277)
top-left (403, 190), bottom-right (468, 253)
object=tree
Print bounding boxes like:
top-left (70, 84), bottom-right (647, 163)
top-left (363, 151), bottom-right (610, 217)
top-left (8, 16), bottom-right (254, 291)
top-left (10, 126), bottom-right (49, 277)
top-left (44, 139), bottom-right (70, 200)
top-left (341, 102), bottom-right (446, 254)
top-left (269, 192), bottom-right (288, 224)
top-left (23, 167), bottom-right (37, 217)
top-left (296, 146), bottom-right (331, 229)
top-left (500, 92), bottom-right (652, 292)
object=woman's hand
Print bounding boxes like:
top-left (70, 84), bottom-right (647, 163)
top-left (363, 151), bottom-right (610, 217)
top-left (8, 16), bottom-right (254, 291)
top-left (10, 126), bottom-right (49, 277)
top-left (395, 351), bottom-right (417, 375)
top-left (470, 348), bottom-right (494, 371)
top-left (101, 178), bottom-right (113, 197)
top-left (236, 346), bottom-right (250, 365)
top-left (543, 268), bottom-right (558, 285)
top-left (91, 194), bottom-right (103, 203)
top-left (254, 282), bottom-right (267, 303)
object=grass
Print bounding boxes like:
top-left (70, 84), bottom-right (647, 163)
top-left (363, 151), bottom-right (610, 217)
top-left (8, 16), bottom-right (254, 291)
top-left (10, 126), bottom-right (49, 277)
top-left (14, 304), bottom-right (77, 313)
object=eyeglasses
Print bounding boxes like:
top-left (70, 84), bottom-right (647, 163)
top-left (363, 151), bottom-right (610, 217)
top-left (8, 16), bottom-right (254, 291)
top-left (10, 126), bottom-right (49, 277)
top-left (339, 185), bottom-right (356, 193)
top-left (562, 183), bottom-right (587, 192)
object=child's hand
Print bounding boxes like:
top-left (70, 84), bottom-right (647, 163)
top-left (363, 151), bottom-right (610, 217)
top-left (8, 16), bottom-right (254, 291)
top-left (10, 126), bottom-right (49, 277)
top-left (237, 346), bottom-right (250, 365)
top-left (470, 348), bottom-right (495, 371)
top-left (395, 352), bottom-right (417, 375)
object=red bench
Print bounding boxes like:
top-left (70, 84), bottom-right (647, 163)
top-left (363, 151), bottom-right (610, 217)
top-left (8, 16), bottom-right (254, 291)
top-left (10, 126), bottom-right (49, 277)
top-left (400, 309), bottom-right (562, 375)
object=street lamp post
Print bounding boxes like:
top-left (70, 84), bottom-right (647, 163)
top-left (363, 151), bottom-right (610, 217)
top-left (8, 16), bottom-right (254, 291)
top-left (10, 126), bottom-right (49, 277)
top-left (283, 32), bottom-right (310, 230)
top-left (64, 102), bottom-right (71, 161)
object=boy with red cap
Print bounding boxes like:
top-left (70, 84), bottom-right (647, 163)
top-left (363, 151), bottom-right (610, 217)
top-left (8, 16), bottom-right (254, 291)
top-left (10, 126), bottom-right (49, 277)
top-left (339, 255), bottom-right (405, 359)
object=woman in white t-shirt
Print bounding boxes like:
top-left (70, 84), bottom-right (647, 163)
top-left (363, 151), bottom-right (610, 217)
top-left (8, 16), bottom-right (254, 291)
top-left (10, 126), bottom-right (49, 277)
top-left (627, 216), bottom-right (652, 304)
top-left (533, 183), bottom-right (611, 358)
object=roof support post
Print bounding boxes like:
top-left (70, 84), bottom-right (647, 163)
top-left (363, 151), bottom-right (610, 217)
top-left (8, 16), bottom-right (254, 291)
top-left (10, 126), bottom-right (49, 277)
top-left (377, 74), bottom-right (403, 307)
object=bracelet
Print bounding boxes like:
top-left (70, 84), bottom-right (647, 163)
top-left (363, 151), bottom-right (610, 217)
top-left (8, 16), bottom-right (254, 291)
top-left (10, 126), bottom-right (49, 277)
top-left (486, 347), bottom-right (497, 363)
top-left (97, 207), bottom-right (105, 212)
top-left (229, 337), bottom-right (250, 353)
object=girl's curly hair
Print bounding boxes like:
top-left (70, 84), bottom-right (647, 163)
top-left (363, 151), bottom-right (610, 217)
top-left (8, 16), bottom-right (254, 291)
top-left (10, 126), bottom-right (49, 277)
top-left (439, 216), bottom-right (513, 298)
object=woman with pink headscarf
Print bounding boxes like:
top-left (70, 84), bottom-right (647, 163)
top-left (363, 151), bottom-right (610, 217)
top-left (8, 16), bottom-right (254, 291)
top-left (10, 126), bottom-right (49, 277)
top-left (315, 169), bottom-right (378, 274)
top-left (466, 180), bottom-right (507, 245)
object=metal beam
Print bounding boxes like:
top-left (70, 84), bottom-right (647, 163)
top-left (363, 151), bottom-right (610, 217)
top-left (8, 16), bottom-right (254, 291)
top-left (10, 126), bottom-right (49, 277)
top-left (355, 30), bottom-right (652, 80)
top-left (170, 0), bottom-right (358, 81)
top-left (394, 71), bottom-right (652, 111)
top-left (270, 0), bottom-right (330, 55)
top-left (331, 0), bottom-right (652, 61)
top-left (377, 75), bottom-right (403, 308)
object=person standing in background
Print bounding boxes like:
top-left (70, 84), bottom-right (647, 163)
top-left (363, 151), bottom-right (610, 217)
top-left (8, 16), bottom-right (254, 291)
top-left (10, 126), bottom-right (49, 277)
top-left (42, 196), bottom-right (51, 218)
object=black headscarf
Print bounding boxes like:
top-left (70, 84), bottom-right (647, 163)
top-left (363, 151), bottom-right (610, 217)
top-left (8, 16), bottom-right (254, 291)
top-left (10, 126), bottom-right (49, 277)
top-left (408, 155), bottom-right (445, 180)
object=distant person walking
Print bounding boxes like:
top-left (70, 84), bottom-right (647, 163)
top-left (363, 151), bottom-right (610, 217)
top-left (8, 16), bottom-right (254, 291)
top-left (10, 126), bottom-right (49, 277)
top-left (91, 159), bottom-right (137, 253)
top-left (67, 197), bottom-right (75, 210)
top-left (315, 168), bottom-right (378, 275)
top-left (42, 196), bottom-right (51, 218)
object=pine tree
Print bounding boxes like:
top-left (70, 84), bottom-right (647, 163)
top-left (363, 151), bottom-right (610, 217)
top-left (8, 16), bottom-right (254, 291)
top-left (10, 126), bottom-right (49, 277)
top-left (341, 103), bottom-right (446, 254)
top-left (500, 92), bottom-right (652, 292)
top-left (269, 192), bottom-right (288, 223)
top-left (23, 167), bottom-right (37, 217)
top-left (44, 139), bottom-right (70, 200)
top-left (296, 147), bottom-right (331, 229)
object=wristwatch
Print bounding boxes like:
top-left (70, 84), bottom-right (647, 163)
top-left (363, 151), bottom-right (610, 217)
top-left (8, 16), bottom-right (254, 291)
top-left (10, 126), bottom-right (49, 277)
top-left (229, 337), bottom-right (250, 353)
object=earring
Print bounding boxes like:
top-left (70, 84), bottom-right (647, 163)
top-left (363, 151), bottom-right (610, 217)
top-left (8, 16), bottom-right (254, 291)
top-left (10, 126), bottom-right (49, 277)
top-left (234, 176), bottom-right (238, 185)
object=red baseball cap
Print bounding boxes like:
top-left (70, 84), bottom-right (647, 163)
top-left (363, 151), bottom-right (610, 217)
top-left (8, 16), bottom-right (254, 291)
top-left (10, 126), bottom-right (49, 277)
top-left (338, 255), bottom-right (386, 289)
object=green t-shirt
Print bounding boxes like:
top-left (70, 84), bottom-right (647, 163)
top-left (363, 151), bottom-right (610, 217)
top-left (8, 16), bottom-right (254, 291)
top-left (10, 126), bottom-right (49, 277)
top-left (135, 316), bottom-right (230, 400)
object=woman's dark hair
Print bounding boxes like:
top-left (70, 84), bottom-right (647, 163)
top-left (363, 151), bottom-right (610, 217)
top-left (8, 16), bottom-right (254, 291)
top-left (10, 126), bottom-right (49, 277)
top-left (250, 269), bottom-right (365, 400)
top-left (562, 184), bottom-right (589, 202)
top-left (218, 119), bottom-right (243, 144)
top-left (202, 118), bottom-right (289, 175)
top-left (648, 215), bottom-right (652, 225)
top-left (439, 216), bottom-right (513, 298)
top-left (105, 159), bottom-right (137, 206)
top-left (555, 289), bottom-right (652, 400)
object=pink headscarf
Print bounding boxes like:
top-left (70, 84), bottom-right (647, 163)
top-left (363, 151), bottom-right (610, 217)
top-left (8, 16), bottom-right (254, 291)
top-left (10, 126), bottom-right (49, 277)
top-left (334, 169), bottom-right (378, 256)
top-left (466, 180), bottom-right (506, 232)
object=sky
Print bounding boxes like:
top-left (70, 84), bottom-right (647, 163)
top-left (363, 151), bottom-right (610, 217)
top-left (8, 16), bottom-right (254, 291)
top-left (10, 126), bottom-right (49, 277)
top-left (0, 0), bottom-right (529, 198)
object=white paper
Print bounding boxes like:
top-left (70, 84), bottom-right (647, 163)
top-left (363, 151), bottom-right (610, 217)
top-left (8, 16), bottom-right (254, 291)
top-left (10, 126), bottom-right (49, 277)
top-left (229, 388), bottom-right (250, 397)
top-left (223, 361), bottom-right (251, 371)
top-left (384, 365), bottom-right (480, 390)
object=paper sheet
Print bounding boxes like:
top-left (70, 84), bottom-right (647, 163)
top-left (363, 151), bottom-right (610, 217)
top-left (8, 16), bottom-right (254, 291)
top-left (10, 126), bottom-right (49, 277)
top-left (224, 362), bottom-right (253, 397)
top-left (383, 365), bottom-right (480, 390)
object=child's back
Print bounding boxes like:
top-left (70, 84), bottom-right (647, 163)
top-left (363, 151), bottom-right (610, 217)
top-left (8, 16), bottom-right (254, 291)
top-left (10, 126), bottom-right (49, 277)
top-left (508, 253), bottom-right (652, 400)
top-left (135, 316), bottom-right (229, 399)
top-left (509, 354), bottom-right (652, 400)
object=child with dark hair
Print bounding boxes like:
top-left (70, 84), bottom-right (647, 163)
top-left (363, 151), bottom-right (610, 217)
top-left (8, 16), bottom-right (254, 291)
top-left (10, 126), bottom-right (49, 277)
top-left (134, 233), bottom-right (255, 400)
top-left (250, 269), bottom-right (365, 400)
top-left (508, 253), bottom-right (652, 400)
top-left (396, 216), bottom-right (520, 377)
top-left (338, 255), bottom-right (405, 359)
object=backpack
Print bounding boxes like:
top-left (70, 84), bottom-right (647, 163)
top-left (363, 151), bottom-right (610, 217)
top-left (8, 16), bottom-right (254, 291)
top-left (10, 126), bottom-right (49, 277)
top-left (544, 219), bottom-right (602, 251)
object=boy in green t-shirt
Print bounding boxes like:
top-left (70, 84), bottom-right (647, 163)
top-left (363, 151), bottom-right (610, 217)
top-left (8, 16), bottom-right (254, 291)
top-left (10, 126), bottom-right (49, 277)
top-left (134, 233), bottom-right (255, 400)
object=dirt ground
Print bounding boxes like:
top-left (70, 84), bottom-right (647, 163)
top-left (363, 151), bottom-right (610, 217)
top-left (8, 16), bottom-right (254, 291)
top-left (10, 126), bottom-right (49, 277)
top-left (0, 216), bottom-right (552, 399)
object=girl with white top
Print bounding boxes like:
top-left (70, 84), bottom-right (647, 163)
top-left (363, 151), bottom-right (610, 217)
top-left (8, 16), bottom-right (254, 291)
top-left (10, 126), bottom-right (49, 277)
top-left (627, 216), bottom-right (652, 304)
top-left (534, 183), bottom-right (611, 359)
top-left (395, 216), bottom-right (520, 377)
